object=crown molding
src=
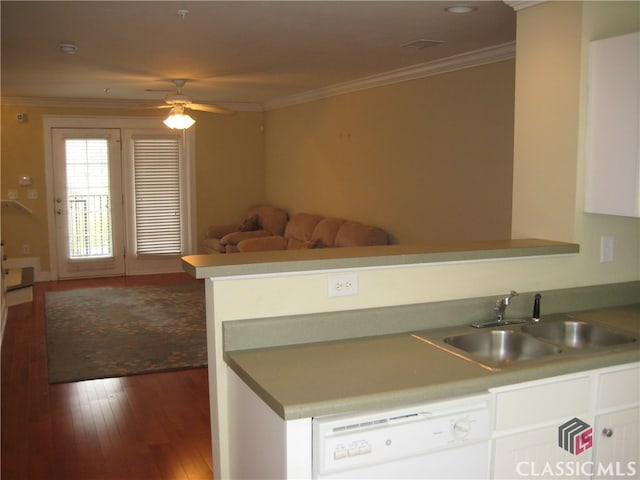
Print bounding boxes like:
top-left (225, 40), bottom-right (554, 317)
top-left (0, 96), bottom-right (264, 112)
top-left (264, 41), bottom-right (516, 111)
top-left (503, 1), bottom-right (546, 11)
top-left (3, 42), bottom-right (516, 114)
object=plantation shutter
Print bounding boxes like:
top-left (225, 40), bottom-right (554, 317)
top-left (132, 137), bottom-right (182, 255)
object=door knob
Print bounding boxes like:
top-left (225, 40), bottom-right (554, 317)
top-left (602, 428), bottom-right (613, 438)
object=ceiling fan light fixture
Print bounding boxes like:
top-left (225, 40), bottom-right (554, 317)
top-left (163, 107), bottom-right (195, 129)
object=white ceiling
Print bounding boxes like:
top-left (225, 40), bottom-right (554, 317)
top-left (1, 1), bottom-right (516, 110)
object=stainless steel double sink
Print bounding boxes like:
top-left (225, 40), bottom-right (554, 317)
top-left (412, 318), bottom-right (638, 371)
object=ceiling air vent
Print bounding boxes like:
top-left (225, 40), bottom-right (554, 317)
top-left (401, 39), bottom-right (444, 49)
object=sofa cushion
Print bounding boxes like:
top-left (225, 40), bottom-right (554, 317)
top-left (203, 237), bottom-right (226, 253)
top-left (248, 205), bottom-right (288, 236)
top-left (311, 218), bottom-right (346, 248)
top-left (286, 237), bottom-right (320, 250)
top-left (239, 214), bottom-right (259, 232)
top-left (284, 213), bottom-right (324, 241)
top-left (334, 221), bottom-right (389, 247)
top-left (238, 236), bottom-right (288, 252)
top-left (207, 223), bottom-right (241, 239)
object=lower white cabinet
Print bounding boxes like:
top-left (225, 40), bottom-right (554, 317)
top-left (227, 362), bottom-right (638, 479)
top-left (593, 408), bottom-right (639, 479)
top-left (493, 425), bottom-right (591, 479)
top-left (491, 363), bottom-right (640, 480)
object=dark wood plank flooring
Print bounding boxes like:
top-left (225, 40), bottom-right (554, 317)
top-left (1, 273), bottom-right (213, 480)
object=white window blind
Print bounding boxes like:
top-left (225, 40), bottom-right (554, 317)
top-left (133, 137), bottom-right (182, 255)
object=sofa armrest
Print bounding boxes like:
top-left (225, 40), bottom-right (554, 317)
top-left (206, 223), bottom-right (241, 239)
top-left (220, 229), bottom-right (272, 246)
top-left (237, 236), bottom-right (288, 252)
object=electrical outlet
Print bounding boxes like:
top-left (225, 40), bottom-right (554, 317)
top-left (22, 244), bottom-right (30, 255)
top-left (328, 273), bottom-right (358, 297)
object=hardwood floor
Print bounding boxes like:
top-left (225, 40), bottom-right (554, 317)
top-left (1, 273), bottom-right (213, 480)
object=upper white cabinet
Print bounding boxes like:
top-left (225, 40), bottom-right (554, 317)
top-left (585, 32), bottom-right (640, 217)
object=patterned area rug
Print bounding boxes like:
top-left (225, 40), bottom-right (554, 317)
top-left (45, 282), bottom-right (206, 383)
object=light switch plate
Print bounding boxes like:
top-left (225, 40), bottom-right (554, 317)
top-left (600, 235), bottom-right (614, 263)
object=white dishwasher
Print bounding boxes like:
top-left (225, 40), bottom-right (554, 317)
top-left (313, 393), bottom-right (491, 479)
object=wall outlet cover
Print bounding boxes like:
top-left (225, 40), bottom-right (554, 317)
top-left (328, 273), bottom-right (359, 297)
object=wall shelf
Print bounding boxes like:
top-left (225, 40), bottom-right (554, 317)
top-left (1, 199), bottom-right (33, 214)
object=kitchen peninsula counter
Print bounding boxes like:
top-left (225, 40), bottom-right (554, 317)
top-left (225, 304), bottom-right (640, 420)
top-left (182, 238), bottom-right (579, 279)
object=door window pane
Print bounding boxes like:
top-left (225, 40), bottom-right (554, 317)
top-left (64, 139), bottom-right (113, 258)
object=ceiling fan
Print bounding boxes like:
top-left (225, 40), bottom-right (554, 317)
top-left (146, 79), bottom-right (233, 129)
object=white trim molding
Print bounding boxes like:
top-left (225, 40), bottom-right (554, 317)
top-left (264, 42), bottom-right (516, 110)
top-left (503, 1), bottom-right (546, 11)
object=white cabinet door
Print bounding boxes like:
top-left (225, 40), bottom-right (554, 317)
top-left (585, 31), bottom-right (640, 217)
top-left (593, 407), bottom-right (640, 479)
top-left (491, 364), bottom-right (640, 479)
top-left (493, 426), bottom-right (591, 479)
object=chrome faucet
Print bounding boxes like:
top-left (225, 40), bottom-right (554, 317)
top-left (472, 290), bottom-right (525, 328)
top-left (495, 290), bottom-right (518, 322)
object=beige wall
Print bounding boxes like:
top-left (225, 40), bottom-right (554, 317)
top-left (264, 60), bottom-right (516, 244)
top-left (192, 110), bottom-right (266, 246)
top-left (0, 105), bottom-right (265, 271)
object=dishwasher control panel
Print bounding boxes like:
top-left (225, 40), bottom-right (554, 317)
top-left (312, 393), bottom-right (491, 477)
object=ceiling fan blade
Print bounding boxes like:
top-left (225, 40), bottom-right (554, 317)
top-left (132, 104), bottom-right (173, 110)
top-left (145, 88), bottom-right (176, 93)
top-left (189, 103), bottom-right (234, 114)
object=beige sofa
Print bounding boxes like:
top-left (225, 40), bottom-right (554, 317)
top-left (203, 205), bottom-right (389, 254)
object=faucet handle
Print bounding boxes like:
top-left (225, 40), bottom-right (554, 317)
top-left (497, 290), bottom-right (518, 307)
top-left (532, 293), bottom-right (542, 323)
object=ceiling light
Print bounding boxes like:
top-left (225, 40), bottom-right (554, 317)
top-left (163, 106), bottom-right (195, 129)
top-left (58, 42), bottom-right (78, 54)
top-left (445, 5), bottom-right (477, 14)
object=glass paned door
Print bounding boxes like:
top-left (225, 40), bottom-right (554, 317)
top-left (52, 129), bottom-right (125, 278)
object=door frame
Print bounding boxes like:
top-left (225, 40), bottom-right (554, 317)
top-left (43, 115), bottom-right (197, 280)
top-left (52, 128), bottom-right (126, 279)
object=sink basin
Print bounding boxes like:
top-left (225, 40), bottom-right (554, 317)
top-left (523, 321), bottom-right (637, 349)
top-left (442, 329), bottom-right (561, 367)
